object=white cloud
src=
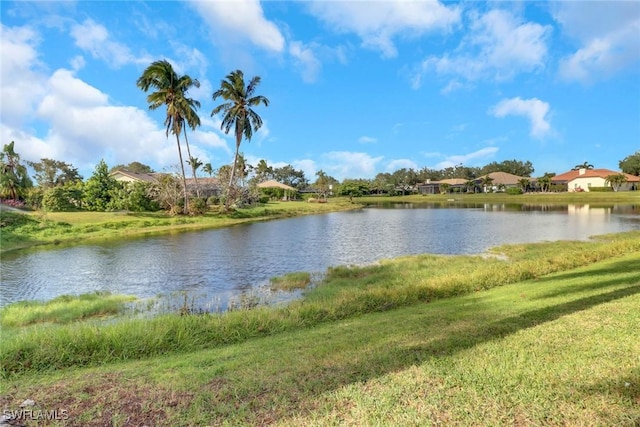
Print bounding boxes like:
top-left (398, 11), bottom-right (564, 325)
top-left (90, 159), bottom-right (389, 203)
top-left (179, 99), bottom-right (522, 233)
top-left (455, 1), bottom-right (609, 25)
top-left (189, 0), bottom-right (285, 53)
top-left (413, 9), bottom-right (550, 87)
top-left (323, 151), bottom-right (384, 180)
top-left (289, 40), bottom-right (321, 83)
top-left (490, 97), bottom-right (551, 138)
top-left (70, 19), bottom-right (152, 68)
top-left (433, 147), bottom-right (499, 169)
top-left (0, 24), bottom-right (46, 127)
top-left (358, 135), bottom-right (377, 144)
top-left (292, 159), bottom-right (318, 180)
top-left (386, 158), bottom-right (418, 171)
top-left (307, 0), bottom-right (460, 58)
top-left (554, 2), bottom-right (640, 83)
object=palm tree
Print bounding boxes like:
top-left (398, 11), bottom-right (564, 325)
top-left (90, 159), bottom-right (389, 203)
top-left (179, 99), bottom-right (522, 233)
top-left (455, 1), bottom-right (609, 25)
top-left (211, 70), bottom-right (269, 200)
top-left (480, 176), bottom-right (494, 193)
top-left (203, 163), bottom-right (214, 177)
top-left (605, 173), bottom-right (627, 192)
top-left (537, 174), bottom-right (552, 192)
top-left (573, 161), bottom-right (594, 170)
top-left (136, 60), bottom-right (199, 214)
top-left (186, 156), bottom-right (203, 197)
top-left (518, 178), bottom-right (530, 193)
top-left (179, 94), bottom-right (202, 197)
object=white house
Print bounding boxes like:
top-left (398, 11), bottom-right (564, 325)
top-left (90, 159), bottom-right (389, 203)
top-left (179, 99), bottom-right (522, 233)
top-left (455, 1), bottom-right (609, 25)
top-left (552, 168), bottom-right (639, 192)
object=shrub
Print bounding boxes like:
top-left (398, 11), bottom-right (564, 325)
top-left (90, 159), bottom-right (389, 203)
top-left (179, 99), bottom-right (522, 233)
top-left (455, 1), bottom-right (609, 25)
top-left (506, 187), bottom-right (522, 195)
top-left (188, 197), bottom-right (208, 215)
top-left (588, 186), bottom-right (613, 192)
top-left (42, 185), bottom-right (83, 211)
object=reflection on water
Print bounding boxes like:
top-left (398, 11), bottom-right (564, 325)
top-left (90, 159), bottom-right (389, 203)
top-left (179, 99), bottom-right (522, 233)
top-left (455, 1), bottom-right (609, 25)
top-left (1, 203), bottom-right (638, 309)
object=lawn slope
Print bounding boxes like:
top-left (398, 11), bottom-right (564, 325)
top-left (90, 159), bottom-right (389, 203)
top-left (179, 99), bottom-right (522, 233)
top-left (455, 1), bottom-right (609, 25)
top-left (1, 248), bottom-right (638, 426)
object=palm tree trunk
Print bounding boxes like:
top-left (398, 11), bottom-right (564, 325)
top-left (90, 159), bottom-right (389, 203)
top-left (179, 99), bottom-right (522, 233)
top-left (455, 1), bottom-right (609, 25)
top-left (175, 133), bottom-right (189, 214)
top-left (183, 127), bottom-right (201, 198)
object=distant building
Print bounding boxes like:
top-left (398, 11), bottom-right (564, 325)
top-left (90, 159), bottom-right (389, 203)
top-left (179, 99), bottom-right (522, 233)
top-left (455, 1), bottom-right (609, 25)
top-left (552, 168), bottom-right (639, 192)
top-left (110, 170), bottom-right (221, 197)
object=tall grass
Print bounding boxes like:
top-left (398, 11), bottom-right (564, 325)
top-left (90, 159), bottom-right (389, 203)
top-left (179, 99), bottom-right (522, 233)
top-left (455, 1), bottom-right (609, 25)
top-left (2, 252), bottom-right (637, 426)
top-left (1, 231), bottom-right (639, 377)
top-left (0, 292), bottom-right (136, 327)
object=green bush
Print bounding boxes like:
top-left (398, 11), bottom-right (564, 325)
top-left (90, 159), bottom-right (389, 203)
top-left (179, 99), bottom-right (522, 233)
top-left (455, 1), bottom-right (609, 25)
top-left (258, 195), bottom-right (270, 204)
top-left (506, 187), bottom-right (523, 195)
top-left (42, 185), bottom-right (83, 211)
top-left (588, 186), bottom-right (613, 192)
top-left (188, 197), bottom-right (208, 215)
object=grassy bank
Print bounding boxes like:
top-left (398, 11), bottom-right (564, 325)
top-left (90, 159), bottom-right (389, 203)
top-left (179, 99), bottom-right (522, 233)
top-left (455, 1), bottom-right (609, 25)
top-left (0, 241), bottom-right (638, 425)
top-left (2, 192), bottom-right (637, 254)
top-left (0, 200), bottom-right (359, 253)
top-left (358, 190), bottom-right (640, 205)
top-left (2, 231), bottom-right (638, 378)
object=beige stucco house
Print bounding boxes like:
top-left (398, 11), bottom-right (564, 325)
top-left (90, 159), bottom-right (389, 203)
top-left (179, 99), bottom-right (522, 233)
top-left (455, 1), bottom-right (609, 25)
top-left (110, 170), bottom-right (221, 197)
top-left (552, 168), bottom-right (639, 192)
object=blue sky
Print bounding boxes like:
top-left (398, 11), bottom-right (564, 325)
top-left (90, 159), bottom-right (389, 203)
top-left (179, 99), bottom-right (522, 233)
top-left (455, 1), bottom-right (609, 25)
top-left (1, 1), bottom-right (639, 181)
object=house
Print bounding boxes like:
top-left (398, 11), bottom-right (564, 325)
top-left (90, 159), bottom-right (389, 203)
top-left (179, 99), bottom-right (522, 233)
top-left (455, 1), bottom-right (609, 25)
top-left (475, 172), bottom-right (526, 192)
top-left (110, 170), bottom-right (221, 197)
top-left (110, 170), bottom-right (159, 184)
top-left (417, 178), bottom-right (467, 194)
top-left (552, 168), bottom-right (639, 192)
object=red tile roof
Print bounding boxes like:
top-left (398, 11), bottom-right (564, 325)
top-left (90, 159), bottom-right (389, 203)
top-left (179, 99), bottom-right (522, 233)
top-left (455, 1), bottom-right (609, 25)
top-left (552, 168), bottom-right (640, 182)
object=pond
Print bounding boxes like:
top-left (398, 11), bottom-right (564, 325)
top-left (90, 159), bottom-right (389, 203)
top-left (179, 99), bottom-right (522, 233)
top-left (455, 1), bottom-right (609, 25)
top-left (1, 203), bottom-right (638, 310)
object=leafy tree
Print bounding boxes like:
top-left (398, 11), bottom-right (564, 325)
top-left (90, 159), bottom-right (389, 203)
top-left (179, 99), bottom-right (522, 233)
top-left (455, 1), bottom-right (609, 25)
top-left (28, 158), bottom-right (82, 188)
top-left (0, 141), bottom-right (32, 200)
top-left (137, 59), bottom-right (199, 214)
top-left (337, 179), bottom-right (370, 202)
top-left (605, 173), bottom-right (628, 192)
top-left (439, 183), bottom-right (451, 194)
top-left (371, 173), bottom-right (393, 194)
top-left (572, 161), bottom-right (594, 170)
top-left (109, 181), bottom-right (159, 212)
top-left (390, 168), bottom-right (416, 195)
top-left (272, 165), bottom-right (307, 188)
top-left (416, 167), bottom-right (443, 182)
top-left (619, 151), bottom-right (640, 176)
top-left (110, 162), bottom-right (154, 174)
top-left (83, 160), bottom-right (120, 211)
top-left (42, 182), bottom-right (84, 212)
top-left (480, 160), bottom-right (534, 177)
top-left (313, 170), bottom-right (337, 200)
top-left (253, 159), bottom-right (274, 183)
top-left (211, 69), bottom-right (269, 200)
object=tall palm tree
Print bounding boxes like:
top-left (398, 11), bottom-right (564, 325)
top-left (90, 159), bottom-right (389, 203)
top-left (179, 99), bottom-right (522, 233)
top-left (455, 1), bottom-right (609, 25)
top-left (211, 70), bottom-right (269, 194)
top-left (136, 59), bottom-right (199, 214)
top-left (180, 96), bottom-right (202, 197)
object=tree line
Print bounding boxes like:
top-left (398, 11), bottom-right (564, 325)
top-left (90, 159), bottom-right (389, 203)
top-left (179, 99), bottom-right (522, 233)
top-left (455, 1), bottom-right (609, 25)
top-left (2, 52), bottom-right (639, 212)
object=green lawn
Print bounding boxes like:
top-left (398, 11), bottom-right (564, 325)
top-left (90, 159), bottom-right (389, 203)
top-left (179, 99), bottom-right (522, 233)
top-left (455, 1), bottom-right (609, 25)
top-left (1, 235), bottom-right (638, 426)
